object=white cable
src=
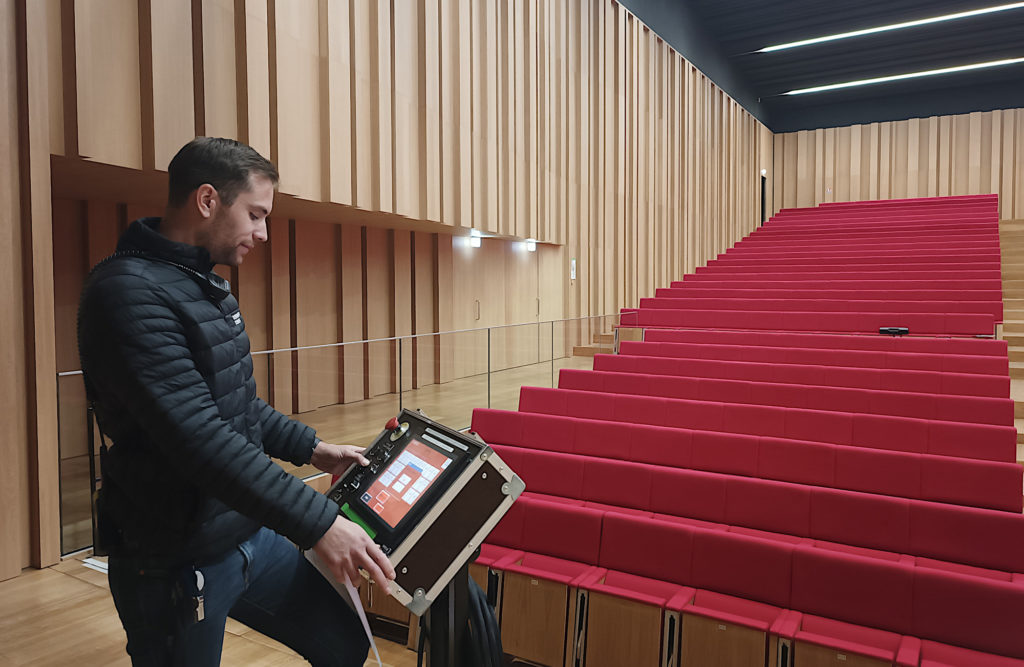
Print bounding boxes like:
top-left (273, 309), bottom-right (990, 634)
top-left (305, 550), bottom-right (383, 667)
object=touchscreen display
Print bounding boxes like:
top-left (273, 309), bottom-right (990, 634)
top-left (361, 438), bottom-right (453, 528)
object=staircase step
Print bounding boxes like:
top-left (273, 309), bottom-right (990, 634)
top-left (1011, 348), bottom-right (1024, 362)
top-left (1012, 362), bottom-right (1024, 380)
top-left (572, 345), bottom-right (612, 358)
top-left (1004, 321), bottom-right (1024, 334)
top-left (594, 332), bottom-right (615, 344)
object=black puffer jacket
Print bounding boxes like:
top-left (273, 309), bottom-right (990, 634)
top-left (78, 218), bottom-right (338, 563)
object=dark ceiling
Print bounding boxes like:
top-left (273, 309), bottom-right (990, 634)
top-left (624, 0), bottom-right (1024, 132)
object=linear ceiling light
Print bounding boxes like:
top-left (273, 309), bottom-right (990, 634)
top-left (760, 2), bottom-right (1024, 53)
top-left (785, 57), bottom-right (1024, 95)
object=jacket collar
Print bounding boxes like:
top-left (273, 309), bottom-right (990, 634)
top-left (117, 218), bottom-right (231, 302)
top-left (118, 218), bottom-right (216, 274)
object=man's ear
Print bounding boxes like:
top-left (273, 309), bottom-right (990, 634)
top-left (195, 184), bottom-right (218, 219)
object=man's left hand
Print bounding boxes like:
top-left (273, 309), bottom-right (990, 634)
top-left (310, 441), bottom-right (370, 477)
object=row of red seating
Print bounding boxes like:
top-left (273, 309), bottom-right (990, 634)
top-left (483, 496), bottom-right (1024, 663)
top-left (754, 219), bottom-right (997, 233)
top-left (769, 211), bottom-right (997, 223)
top-left (744, 230), bottom-right (997, 242)
top-left (557, 368), bottom-right (1013, 426)
top-left (619, 308), bottom-right (995, 335)
top-left (639, 296), bottom-right (1003, 320)
top-left (696, 262), bottom-right (999, 274)
top-left (490, 444), bottom-right (1024, 574)
top-left (618, 339), bottom-right (1008, 375)
top-left (471, 407), bottom-right (1022, 512)
top-left (640, 327), bottom-right (1008, 355)
top-left (683, 269), bottom-right (1001, 280)
top-left (726, 246), bottom-right (999, 257)
top-left (673, 278), bottom-right (1001, 290)
top-left (593, 352), bottom-right (1009, 397)
top-left (816, 194), bottom-right (996, 206)
top-left (709, 253), bottom-right (1000, 266)
top-left (517, 386), bottom-right (1017, 462)
top-left (655, 287), bottom-right (1004, 304)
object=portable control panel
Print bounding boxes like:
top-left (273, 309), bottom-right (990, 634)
top-left (312, 409), bottom-right (524, 616)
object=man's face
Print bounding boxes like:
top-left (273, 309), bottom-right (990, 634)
top-left (204, 175), bottom-right (274, 266)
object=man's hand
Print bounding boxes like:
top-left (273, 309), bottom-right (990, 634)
top-left (312, 516), bottom-right (396, 593)
top-left (310, 441), bottom-right (370, 477)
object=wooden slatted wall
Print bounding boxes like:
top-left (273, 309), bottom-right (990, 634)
top-left (3, 0), bottom-right (771, 578)
top-left (773, 109), bottom-right (1024, 219)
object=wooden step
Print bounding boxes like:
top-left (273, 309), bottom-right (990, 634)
top-left (1013, 362), bottom-right (1024, 380)
top-left (572, 345), bottom-right (612, 358)
top-left (593, 332), bottom-right (615, 345)
top-left (1004, 334), bottom-right (1024, 346)
top-left (1004, 321), bottom-right (1024, 334)
top-left (1016, 419), bottom-right (1024, 445)
top-left (1011, 348), bottom-right (1024, 362)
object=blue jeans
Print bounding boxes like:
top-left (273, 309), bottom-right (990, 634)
top-left (107, 527), bottom-right (370, 666)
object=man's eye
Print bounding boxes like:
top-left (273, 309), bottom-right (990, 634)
top-left (250, 213), bottom-right (258, 221)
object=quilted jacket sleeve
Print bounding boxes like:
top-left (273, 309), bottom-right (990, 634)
top-left (256, 398), bottom-right (319, 466)
top-left (82, 272), bottom-right (336, 549)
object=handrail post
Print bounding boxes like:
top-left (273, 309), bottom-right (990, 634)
top-left (487, 328), bottom-right (492, 408)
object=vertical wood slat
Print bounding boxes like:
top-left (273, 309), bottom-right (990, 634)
top-left (17, 0), bottom-right (60, 569)
top-left (0, 0), bottom-right (28, 577)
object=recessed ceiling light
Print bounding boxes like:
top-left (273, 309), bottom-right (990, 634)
top-left (760, 2), bottom-right (1024, 53)
top-left (785, 57), bottom-right (1024, 95)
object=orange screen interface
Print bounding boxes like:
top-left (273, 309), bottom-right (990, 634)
top-left (361, 439), bottom-right (453, 529)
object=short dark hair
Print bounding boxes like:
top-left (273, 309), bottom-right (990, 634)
top-left (167, 137), bottom-right (279, 208)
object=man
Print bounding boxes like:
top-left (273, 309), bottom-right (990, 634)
top-left (78, 137), bottom-right (394, 666)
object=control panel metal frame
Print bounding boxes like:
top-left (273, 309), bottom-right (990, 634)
top-left (318, 409), bottom-right (524, 616)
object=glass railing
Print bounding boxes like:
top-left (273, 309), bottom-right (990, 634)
top-left (56, 313), bottom-right (619, 554)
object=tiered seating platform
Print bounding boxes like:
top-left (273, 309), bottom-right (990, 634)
top-left (470, 195), bottom-right (1023, 667)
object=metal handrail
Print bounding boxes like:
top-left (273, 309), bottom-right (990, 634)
top-left (57, 313), bottom-right (619, 372)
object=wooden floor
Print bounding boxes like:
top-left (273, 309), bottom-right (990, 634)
top-left (0, 555), bottom-right (419, 666)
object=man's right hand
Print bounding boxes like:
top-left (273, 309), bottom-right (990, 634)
top-left (312, 516), bottom-right (396, 594)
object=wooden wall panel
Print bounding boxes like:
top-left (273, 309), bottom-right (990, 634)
top-left (413, 231), bottom-right (436, 389)
top-left (200, 0), bottom-right (238, 140)
top-left (44, 0), bottom-right (63, 155)
top-left (74, 0), bottom-right (142, 168)
top-left (1, 0), bottom-right (29, 577)
top-left (364, 227), bottom-right (393, 397)
top-left (774, 107), bottom-right (1024, 219)
top-left (240, 0), bottom-right (270, 156)
top-left (392, 231), bottom-right (413, 393)
top-left (339, 223), bottom-right (364, 403)
top-left (325, 0), bottom-right (351, 206)
top-left (393, 0), bottom-right (421, 220)
top-left (267, 215), bottom-right (292, 412)
top-left (150, 0), bottom-right (195, 169)
top-left (274, 0), bottom-right (320, 201)
top-left (292, 220), bottom-right (340, 412)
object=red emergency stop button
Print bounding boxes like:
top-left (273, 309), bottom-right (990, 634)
top-left (386, 417), bottom-right (399, 431)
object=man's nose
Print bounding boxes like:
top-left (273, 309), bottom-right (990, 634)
top-left (254, 219), bottom-right (268, 242)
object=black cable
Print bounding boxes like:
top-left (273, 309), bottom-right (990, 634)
top-left (416, 614), bottom-right (426, 667)
top-left (416, 577), bottom-right (504, 667)
top-left (466, 584), bottom-right (487, 667)
top-left (467, 579), bottom-right (495, 667)
top-left (481, 581), bottom-right (503, 662)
